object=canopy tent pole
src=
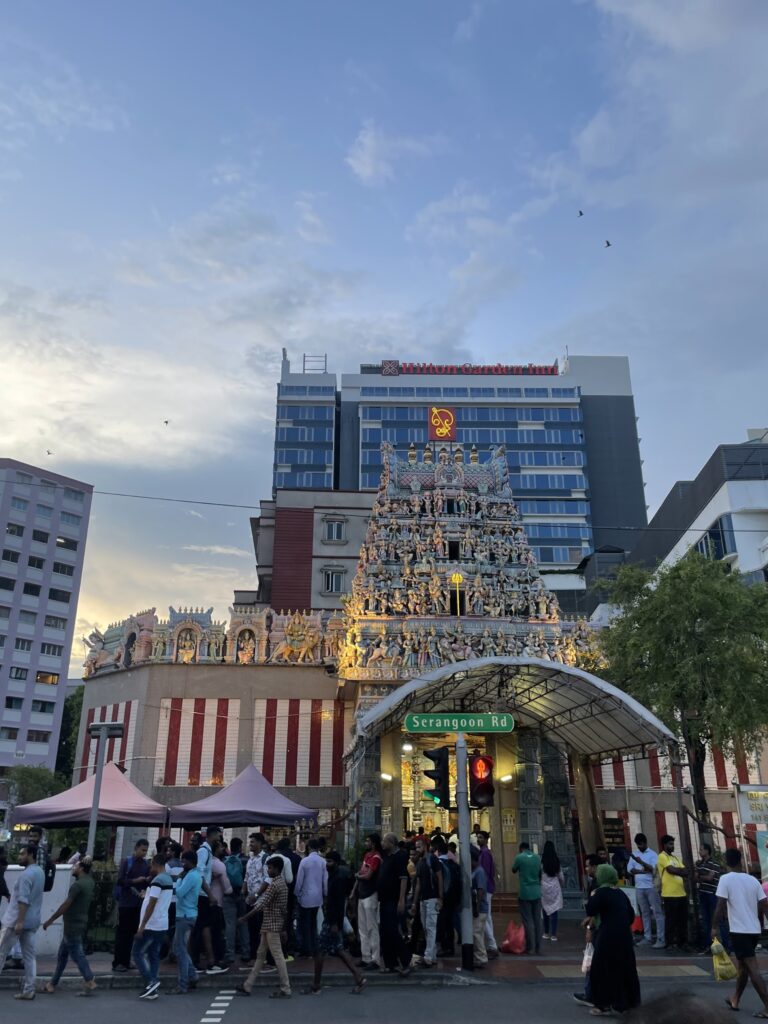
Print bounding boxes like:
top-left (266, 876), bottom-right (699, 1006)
top-left (86, 721), bottom-right (125, 858)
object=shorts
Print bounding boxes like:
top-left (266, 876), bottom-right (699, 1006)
top-left (196, 895), bottom-right (211, 928)
top-left (730, 933), bottom-right (760, 961)
top-left (318, 921), bottom-right (344, 957)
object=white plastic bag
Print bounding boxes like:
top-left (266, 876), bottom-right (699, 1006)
top-left (581, 941), bottom-right (594, 975)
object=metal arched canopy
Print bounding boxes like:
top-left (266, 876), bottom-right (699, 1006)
top-left (355, 657), bottom-right (676, 760)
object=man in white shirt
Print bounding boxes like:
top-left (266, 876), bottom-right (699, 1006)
top-left (712, 847), bottom-right (768, 1015)
top-left (132, 854), bottom-right (174, 1000)
top-left (627, 832), bottom-right (665, 949)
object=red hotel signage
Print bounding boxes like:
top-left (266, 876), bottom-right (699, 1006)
top-left (429, 407), bottom-right (457, 441)
top-left (389, 361), bottom-right (558, 376)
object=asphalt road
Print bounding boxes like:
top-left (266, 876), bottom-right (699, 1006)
top-left (5, 978), bottom-right (745, 1023)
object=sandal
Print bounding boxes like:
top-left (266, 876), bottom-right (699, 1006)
top-left (351, 977), bottom-right (368, 994)
top-left (725, 1000), bottom-right (741, 1012)
top-left (43, 983), bottom-right (56, 994)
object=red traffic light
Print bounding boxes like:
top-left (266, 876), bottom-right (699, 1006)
top-left (468, 753), bottom-right (495, 808)
top-left (471, 756), bottom-right (492, 781)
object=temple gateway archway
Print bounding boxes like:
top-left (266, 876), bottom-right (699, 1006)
top-left (348, 656), bottom-right (677, 912)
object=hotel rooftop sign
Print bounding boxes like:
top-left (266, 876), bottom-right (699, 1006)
top-left (380, 360), bottom-right (558, 376)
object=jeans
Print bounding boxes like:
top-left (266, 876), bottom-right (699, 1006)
top-left (663, 896), bottom-right (688, 947)
top-left (0, 925), bottom-right (37, 996)
top-left (637, 886), bottom-right (665, 944)
top-left (51, 934), bottom-right (94, 985)
top-left (542, 909), bottom-right (559, 938)
top-left (244, 931), bottom-right (290, 995)
top-left (472, 912), bottom-right (488, 964)
top-left (173, 917), bottom-right (198, 992)
top-left (357, 893), bottom-right (381, 965)
top-left (299, 905), bottom-right (319, 956)
top-left (223, 895), bottom-right (249, 963)
top-left (113, 905), bottom-right (140, 968)
top-left (485, 893), bottom-right (498, 951)
top-left (419, 898), bottom-right (439, 963)
top-left (132, 929), bottom-right (166, 987)
top-left (379, 900), bottom-right (411, 971)
top-left (700, 890), bottom-right (731, 951)
top-left (519, 898), bottom-right (543, 953)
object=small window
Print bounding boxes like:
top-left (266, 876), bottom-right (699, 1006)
top-left (0, 635), bottom-right (5, 648)
top-left (323, 569), bottom-right (345, 593)
top-left (41, 642), bottom-right (63, 656)
top-left (33, 530), bottom-right (49, 543)
top-left (28, 555), bottom-right (45, 570)
top-left (4, 696), bottom-right (23, 710)
top-left (39, 480), bottom-right (56, 495)
top-left (0, 727), bottom-right (19, 740)
top-left (60, 512), bottom-right (81, 527)
top-left (23, 582), bottom-right (41, 596)
top-left (36, 504), bottom-right (53, 519)
top-left (323, 520), bottom-right (346, 542)
top-left (63, 487), bottom-right (84, 502)
top-left (0, 577), bottom-right (16, 591)
top-left (6, 523), bottom-right (24, 537)
top-left (15, 471), bottom-right (33, 484)
top-left (35, 671), bottom-right (58, 685)
top-left (1, 549), bottom-right (19, 563)
top-left (0, 605), bottom-right (9, 619)
top-left (11, 497), bottom-right (28, 511)
top-left (56, 536), bottom-right (77, 551)
top-left (48, 588), bottom-right (71, 604)
top-left (52, 561), bottom-right (74, 577)
top-left (44, 614), bottom-right (67, 630)
top-left (9, 667), bottom-right (28, 679)
top-left (14, 638), bottom-right (32, 651)
top-left (19, 610), bottom-right (37, 625)
top-left (31, 699), bottom-right (55, 714)
top-left (26, 730), bottom-right (50, 744)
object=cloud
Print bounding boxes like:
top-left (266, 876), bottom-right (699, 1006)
top-left (183, 544), bottom-right (252, 558)
top-left (346, 120), bottom-right (445, 186)
top-left (186, 510), bottom-right (206, 520)
top-left (406, 186), bottom-right (496, 245)
top-left (454, 1), bottom-right (488, 42)
top-left (295, 196), bottom-right (331, 244)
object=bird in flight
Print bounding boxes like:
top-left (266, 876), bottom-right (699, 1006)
top-left (605, 240), bottom-right (612, 247)
top-left (163, 419), bottom-right (170, 426)
top-left (578, 210), bottom-right (584, 217)
top-left (46, 450), bottom-right (54, 456)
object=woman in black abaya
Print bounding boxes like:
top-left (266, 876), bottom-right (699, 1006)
top-left (583, 864), bottom-right (641, 1015)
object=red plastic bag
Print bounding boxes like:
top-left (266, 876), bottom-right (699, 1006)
top-left (501, 921), bottom-right (526, 955)
top-left (632, 914), bottom-right (644, 934)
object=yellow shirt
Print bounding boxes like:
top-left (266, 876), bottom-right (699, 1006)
top-left (658, 851), bottom-right (686, 898)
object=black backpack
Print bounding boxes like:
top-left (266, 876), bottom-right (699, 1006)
top-left (43, 857), bottom-right (56, 893)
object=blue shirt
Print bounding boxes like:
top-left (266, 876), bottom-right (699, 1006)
top-left (295, 851), bottom-right (328, 909)
top-left (197, 842), bottom-right (213, 886)
top-left (175, 868), bottom-right (203, 919)
top-left (1, 864), bottom-right (44, 931)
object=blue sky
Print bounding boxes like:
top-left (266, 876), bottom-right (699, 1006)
top-left (1, 1), bottom-right (767, 674)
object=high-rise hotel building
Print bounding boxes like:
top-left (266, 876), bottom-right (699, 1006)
top-left (0, 460), bottom-right (92, 771)
top-left (259, 352), bottom-right (646, 614)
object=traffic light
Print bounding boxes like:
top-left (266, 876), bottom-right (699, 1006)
top-left (423, 746), bottom-right (450, 808)
top-left (469, 753), bottom-right (495, 807)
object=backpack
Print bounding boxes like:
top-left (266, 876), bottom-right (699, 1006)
top-left (43, 857), bottom-right (56, 893)
top-left (443, 857), bottom-right (461, 899)
top-left (113, 855), bottom-right (134, 901)
top-left (225, 854), bottom-right (244, 890)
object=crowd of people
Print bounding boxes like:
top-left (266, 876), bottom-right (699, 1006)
top-left (2, 823), bottom-right (768, 1014)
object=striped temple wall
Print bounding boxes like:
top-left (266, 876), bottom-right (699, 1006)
top-left (153, 698), bottom-right (240, 787)
top-left (78, 700), bottom-right (137, 782)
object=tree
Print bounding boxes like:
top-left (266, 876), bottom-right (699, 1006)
top-left (7, 765), bottom-right (65, 807)
top-left (600, 554), bottom-right (768, 832)
top-left (55, 685), bottom-right (84, 781)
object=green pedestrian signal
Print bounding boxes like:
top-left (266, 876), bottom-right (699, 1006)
top-left (423, 746), bottom-right (450, 808)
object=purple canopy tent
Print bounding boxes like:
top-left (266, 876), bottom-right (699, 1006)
top-left (12, 762), bottom-right (169, 827)
top-left (169, 763), bottom-right (316, 827)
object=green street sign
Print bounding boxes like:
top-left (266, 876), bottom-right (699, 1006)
top-left (404, 712), bottom-right (515, 734)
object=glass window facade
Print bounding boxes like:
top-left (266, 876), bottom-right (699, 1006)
top-left (273, 391), bottom-right (336, 492)
top-left (694, 514), bottom-right (737, 560)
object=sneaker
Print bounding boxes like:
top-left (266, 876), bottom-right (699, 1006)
top-left (653, 941), bottom-right (665, 949)
top-left (205, 964), bottom-right (230, 975)
top-left (487, 948), bottom-right (500, 959)
top-left (139, 981), bottom-right (161, 999)
top-left (284, 955), bottom-right (295, 963)
top-left (14, 993), bottom-right (35, 1001)
top-left (144, 992), bottom-right (159, 1001)
top-left (573, 993), bottom-right (593, 1007)
top-left (550, 937), bottom-right (558, 943)
top-left (543, 934), bottom-right (550, 941)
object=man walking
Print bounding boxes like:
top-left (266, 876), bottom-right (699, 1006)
top-left (191, 827), bottom-right (228, 975)
top-left (477, 832), bottom-right (499, 958)
top-left (113, 837), bottom-right (150, 972)
top-left (411, 836), bottom-right (443, 967)
top-left (512, 841), bottom-right (542, 955)
top-left (470, 846), bottom-right (489, 967)
top-left (243, 832), bottom-right (269, 963)
top-left (0, 843), bottom-right (44, 1000)
top-left (42, 855), bottom-right (97, 995)
top-left (353, 833), bottom-right (382, 971)
top-left (377, 832), bottom-right (411, 976)
top-left (172, 850), bottom-right (202, 994)
top-left (657, 834), bottom-right (689, 950)
top-left (627, 832), bottom-right (665, 949)
top-left (237, 856), bottom-right (291, 999)
top-left (295, 838), bottom-right (327, 960)
top-left (303, 850), bottom-right (366, 995)
top-left (713, 848), bottom-right (768, 1016)
top-left (132, 853), bottom-right (174, 1000)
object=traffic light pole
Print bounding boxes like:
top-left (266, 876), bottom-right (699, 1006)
top-left (455, 732), bottom-right (474, 971)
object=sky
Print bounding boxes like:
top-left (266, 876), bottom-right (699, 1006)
top-left (0, 0), bottom-right (766, 676)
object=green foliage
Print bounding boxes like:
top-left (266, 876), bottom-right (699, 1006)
top-left (7, 765), bottom-right (65, 807)
top-left (600, 554), bottom-right (768, 755)
top-left (55, 685), bottom-right (84, 781)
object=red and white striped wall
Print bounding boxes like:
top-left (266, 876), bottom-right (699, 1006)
top-left (79, 701), bottom-right (137, 782)
top-left (154, 698), bottom-right (240, 787)
top-left (591, 747), bottom-right (759, 792)
top-left (252, 698), bottom-right (347, 787)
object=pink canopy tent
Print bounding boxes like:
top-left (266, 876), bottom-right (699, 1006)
top-left (13, 762), bottom-right (169, 827)
top-left (169, 763), bottom-right (316, 827)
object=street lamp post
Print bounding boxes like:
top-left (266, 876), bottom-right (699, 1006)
top-left (86, 721), bottom-right (125, 858)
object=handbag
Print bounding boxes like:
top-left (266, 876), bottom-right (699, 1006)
top-left (581, 941), bottom-right (594, 975)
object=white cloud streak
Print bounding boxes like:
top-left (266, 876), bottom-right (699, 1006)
top-left (346, 120), bottom-right (445, 186)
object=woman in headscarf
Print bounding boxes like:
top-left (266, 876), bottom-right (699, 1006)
top-left (583, 864), bottom-right (641, 1016)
